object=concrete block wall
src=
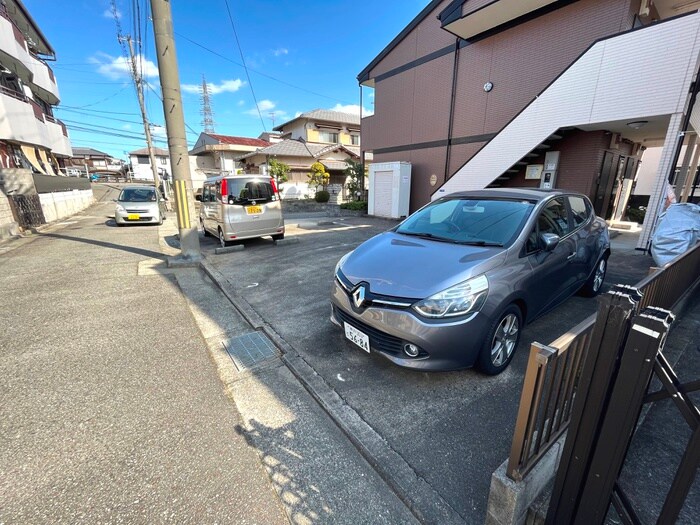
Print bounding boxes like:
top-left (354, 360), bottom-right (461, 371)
top-left (39, 189), bottom-right (94, 223)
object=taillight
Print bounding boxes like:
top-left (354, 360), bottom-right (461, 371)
top-left (270, 177), bottom-right (279, 201)
top-left (221, 178), bottom-right (228, 201)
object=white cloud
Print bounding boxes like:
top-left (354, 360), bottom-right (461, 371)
top-left (122, 124), bottom-right (132, 130)
top-left (294, 111), bottom-right (302, 118)
top-left (237, 100), bottom-right (245, 106)
top-left (272, 48), bottom-right (288, 57)
top-left (181, 79), bottom-right (244, 95)
top-left (91, 52), bottom-right (159, 80)
top-left (103, 8), bottom-right (121, 19)
top-left (150, 125), bottom-right (167, 137)
top-left (330, 103), bottom-right (373, 117)
top-left (244, 99), bottom-right (275, 115)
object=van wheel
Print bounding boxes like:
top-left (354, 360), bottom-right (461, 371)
top-left (218, 228), bottom-right (230, 248)
top-left (157, 214), bottom-right (164, 226)
top-left (272, 233), bottom-right (284, 241)
top-left (201, 219), bottom-right (210, 237)
top-left (478, 305), bottom-right (522, 375)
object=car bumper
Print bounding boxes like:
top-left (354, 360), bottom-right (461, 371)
top-left (330, 279), bottom-right (490, 371)
top-left (115, 210), bottom-right (160, 224)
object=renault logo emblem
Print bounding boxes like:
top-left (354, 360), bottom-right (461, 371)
top-left (352, 284), bottom-right (367, 308)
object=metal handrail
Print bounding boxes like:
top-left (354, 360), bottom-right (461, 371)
top-left (507, 241), bottom-right (700, 480)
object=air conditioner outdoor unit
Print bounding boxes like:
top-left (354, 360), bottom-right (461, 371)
top-left (368, 161), bottom-right (411, 219)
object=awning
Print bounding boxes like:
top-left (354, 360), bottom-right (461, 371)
top-left (20, 145), bottom-right (46, 174)
top-left (38, 149), bottom-right (56, 175)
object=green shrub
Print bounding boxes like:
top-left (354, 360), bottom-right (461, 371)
top-left (626, 206), bottom-right (646, 223)
top-left (314, 190), bottom-right (330, 203)
top-left (340, 201), bottom-right (368, 211)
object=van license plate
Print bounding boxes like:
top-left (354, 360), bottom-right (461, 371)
top-left (344, 322), bottom-right (370, 353)
top-left (127, 214), bottom-right (140, 220)
top-left (246, 205), bottom-right (262, 215)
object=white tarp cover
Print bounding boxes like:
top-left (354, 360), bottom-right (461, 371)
top-left (651, 203), bottom-right (700, 266)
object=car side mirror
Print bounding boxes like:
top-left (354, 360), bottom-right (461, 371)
top-left (540, 233), bottom-right (560, 252)
top-left (195, 194), bottom-right (202, 201)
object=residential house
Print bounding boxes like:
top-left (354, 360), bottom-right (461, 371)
top-left (67, 147), bottom-right (123, 175)
top-left (273, 109), bottom-right (361, 147)
top-left (235, 109), bottom-right (363, 199)
top-left (129, 146), bottom-right (207, 190)
top-left (189, 132), bottom-right (270, 178)
top-left (359, 0), bottom-right (700, 248)
top-left (237, 139), bottom-right (360, 200)
top-left (0, 0), bottom-right (71, 176)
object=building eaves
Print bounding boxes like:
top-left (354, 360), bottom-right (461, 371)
top-left (207, 133), bottom-right (270, 147)
top-left (129, 147), bottom-right (170, 156)
top-left (357, 0), bottom-right (446, 84)
top-left (7, 0), bottom-right (55, 57)
top-left (71, 147), bottom-right (111, 158)
top-left (272, 109), bottom-right (360, 131)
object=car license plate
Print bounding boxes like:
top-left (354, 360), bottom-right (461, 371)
top-left (246, 205), bottom-right (262, 215)
top-left (344, 322), bottom-right (370, 353)
top-left (127, 213), bottom-right (140, 220)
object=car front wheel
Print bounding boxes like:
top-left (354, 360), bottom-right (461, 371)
top-left (478, 305), bottom-right (522, 375)
top-left (218, 228), bottom-right (230, 248)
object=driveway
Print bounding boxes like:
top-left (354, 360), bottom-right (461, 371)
top-left (201, 217), bottom-right (653, 523)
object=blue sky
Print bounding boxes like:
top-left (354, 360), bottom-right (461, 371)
top-left (23, 0), bottom-right (427, 160)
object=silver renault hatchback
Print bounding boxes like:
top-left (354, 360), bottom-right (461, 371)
top-left (199, 175), bottom-right (285, 246)
top-left (331, 189), bottom-right (610, 374)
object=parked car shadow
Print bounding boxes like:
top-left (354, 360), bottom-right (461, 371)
top-left (39, 232), bottom-right (164, 260)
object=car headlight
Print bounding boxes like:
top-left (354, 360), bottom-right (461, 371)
top-left (335, 251), bottom-right (353, 275)
top-left (413, 275), bottom-right (489, 318)
top-left (115, 204), bottom-right (125, 213)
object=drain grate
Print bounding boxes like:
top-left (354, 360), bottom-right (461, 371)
top-left (222, 331), bottom-right (278, 372)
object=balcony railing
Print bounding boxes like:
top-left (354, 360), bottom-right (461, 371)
top-left (27, 98), bottom-right (44, 122)
top-left (507, 241), bottom-right (700, 481)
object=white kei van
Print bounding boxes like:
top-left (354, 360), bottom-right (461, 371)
top-left (198, 175), bottom-right (285, 247)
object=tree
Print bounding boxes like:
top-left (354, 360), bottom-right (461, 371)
top-left (307, 161), bottom-right (330, 192)
top-left (268, 158), bottom-right (290, 197)
top-left (344, 159), bottom-right (364, 201)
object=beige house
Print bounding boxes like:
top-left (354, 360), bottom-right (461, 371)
top-left (237, 140), bottom-right (360, 200)
top-left (189, 132), bottom-right (270, 177)
top-left (273, 109), bottom-right (361, 147)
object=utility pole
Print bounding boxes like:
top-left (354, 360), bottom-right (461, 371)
top-left (122, 35), bottom-right (161, 192)
top-left (150, 0), bottom-right (200, 261)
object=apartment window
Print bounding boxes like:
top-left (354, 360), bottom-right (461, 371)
top-left (137, 156), bottom-right (149, 164)
top-left (318, 130), bottom-right (339, 143)
top-left (93, 160), bottom-right (106, 167)
top-left (350, 134), bottom-right (360, 145)
top-left (159, 156), bottom-right (167, 165)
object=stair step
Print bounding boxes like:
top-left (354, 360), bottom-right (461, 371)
top-left (525, 152), bottom-right (540, 158)
top-left (515, 161), bottom-right (528, 166)
top-left (535, 143), bottom-right (551, 149)
top-left (497, 176), bottom-right (510, 181)
top-left (547, 133), bottom-right (563, 140)
top-left (506, 169), bottom-right (519, 173)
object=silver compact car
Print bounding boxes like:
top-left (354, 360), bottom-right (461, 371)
top-left (114, 185), bottom-right (166, 226)
top-left (331, 189), bottom-right (610, 374)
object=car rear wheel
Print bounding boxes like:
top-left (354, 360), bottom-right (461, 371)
top-left (478, 305), bottom-right (522, 375)
top-left (580, 256), bottom-right (607, 297)
top-left (272, 233), bottom-right (284, 241)
top-left (218, 227), bottom-right (230, 248)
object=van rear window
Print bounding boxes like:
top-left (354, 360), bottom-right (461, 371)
top-left (226, 178), bottom-right (274, 204)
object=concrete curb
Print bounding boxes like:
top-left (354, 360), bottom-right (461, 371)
top-left (215, 244), bottom-right (245, 254)
top-left (200, 258), bottom-right (466, 525)
top-left (274, 236), bottom-right (300, 246)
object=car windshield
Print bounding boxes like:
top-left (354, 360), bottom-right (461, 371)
top-left (118, 188), bottom-right (157, 202)
top-left (395, 197), bottom-right (536, 246)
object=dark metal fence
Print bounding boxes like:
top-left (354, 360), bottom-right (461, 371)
top-left (8, 194), bottom-right (45, 229)
top-left (507, 241), bottom-right (700, 481)
top-left (32, 174), bottom-right (91, 193)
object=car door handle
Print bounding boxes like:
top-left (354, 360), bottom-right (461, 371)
top-left (567, 252), bottom-right (576, 260)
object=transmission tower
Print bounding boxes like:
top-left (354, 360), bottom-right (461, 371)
top-left (199, 75), bottom-right (215, 133)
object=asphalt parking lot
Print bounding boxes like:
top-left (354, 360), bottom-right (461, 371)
top-left (198, 216), bottom-right (654, 522)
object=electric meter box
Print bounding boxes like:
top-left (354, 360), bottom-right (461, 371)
top-left (368, 162), bottom-right (412, 219)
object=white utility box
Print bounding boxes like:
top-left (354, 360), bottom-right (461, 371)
top-left (368, 161), bottom-right (411, 219)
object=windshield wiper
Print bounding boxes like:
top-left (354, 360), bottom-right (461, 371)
top-left (457, 240), bottom-right (504, 247)
top-left (397, 231), bottom-right (458, 243)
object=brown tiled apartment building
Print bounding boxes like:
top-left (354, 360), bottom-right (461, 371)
top-left (359, 0), bottom-right (700, 248)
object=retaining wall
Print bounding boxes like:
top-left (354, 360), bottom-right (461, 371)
top-left (39, 189), bottom-right (94, 223)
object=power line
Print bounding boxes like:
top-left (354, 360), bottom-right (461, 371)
top-left (55, 107), bottom-right (144, 125)
top-left (223, 0), bottom-right (266, 131)
top-left (174, 31), bottom-right (347, 103)
top-left (59, 105), bottom-right (141, 116)
top-left (66, 85), bottom-right (130, 109)
top-left (144, 83), bottom-right (200, 137)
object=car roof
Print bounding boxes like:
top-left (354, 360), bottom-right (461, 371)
top-left (205, 174), bottom-right (271, 182)
top-left (442, 188), bottom-right (574, 202)
top-left (122, 185), bottom-right (155, 190)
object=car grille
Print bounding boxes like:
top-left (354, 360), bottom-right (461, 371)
top-left (125, 208), bottom-right (149, 213)
top-left (333, 305), bottom-right (403, 356)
